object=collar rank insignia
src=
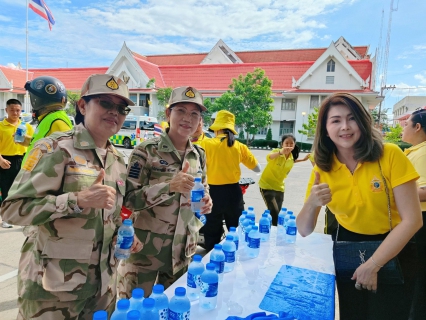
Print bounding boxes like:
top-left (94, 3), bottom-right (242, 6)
top-left (106, 77), bottom-right (119, 90)
top-left (80, 141), bottom-right (90, 147)
top-left (185, 88), bottom-right (195, 98)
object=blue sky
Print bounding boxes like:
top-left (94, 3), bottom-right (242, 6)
top-left (1, 0), bottom-right (425, 111)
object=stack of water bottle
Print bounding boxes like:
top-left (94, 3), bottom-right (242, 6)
top-left (277, 207), bottom-right (297, 244)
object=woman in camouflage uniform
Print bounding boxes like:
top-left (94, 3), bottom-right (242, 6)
top-left (118, 86), bottom-right (212, 298)
top-left (1, 74), bottom-right (142, 320)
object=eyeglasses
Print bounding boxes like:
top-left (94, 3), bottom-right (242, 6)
top-left (171, 107), bottom-right (201, 120)
top-left (95, 97), bottom-right (131, 116)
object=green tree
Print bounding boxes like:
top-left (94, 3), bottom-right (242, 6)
top-left (202, 98), bottom-right (214, 127)
top-left (210, 68), bottom-right (274, 145)
top-left (266, 128), bottom-right (272, 141)
top-left (371, 107), bottom-right (389, 132)
top-left (156, 87), bottom-right (173, 120)
top-left (65, 91), bottom-right (80, 117)
top-left (384, 124), bottom-right (403, 143)
top-left (146, 78), bottom-right (155, 88)
top-left (298, 107), bottom-right (319, 140)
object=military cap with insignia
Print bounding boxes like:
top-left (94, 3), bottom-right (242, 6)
top-left (168, 86), bottom-right (207, 111)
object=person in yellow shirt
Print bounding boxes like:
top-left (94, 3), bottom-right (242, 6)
top-left (297, 92), bottom-right (422, 319)
top-left (402, 108), bottom-right (426, 319)
top-left (200, 110), bottom-right (260, 251)
top-left (259, 134), bottom-right (310, 225)
top-left (190, 118), bottom-right (210, 145)
top-left (0, 99), bottom-right (34, 228)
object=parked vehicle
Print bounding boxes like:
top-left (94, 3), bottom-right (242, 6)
top-left (110, 114), bottom-right (158, 148)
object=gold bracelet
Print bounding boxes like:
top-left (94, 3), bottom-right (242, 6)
top-left (371, 256), bottom-right (384, 268)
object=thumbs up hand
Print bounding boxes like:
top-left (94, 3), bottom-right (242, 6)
top-left (170, 160), bottom-right (195, 194)
top-left (307, 171), bottom-right (332, 207)
top-left (76, 168), bottom-right (117, 210)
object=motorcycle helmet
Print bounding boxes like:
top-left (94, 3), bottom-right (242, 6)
top-left (25, 76), bottom-right (67, 112)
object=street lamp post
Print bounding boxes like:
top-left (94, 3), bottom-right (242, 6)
top-left (301, 111), bottom-right (306, 151)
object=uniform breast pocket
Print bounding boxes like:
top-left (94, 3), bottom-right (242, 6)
top-left (41, 237), bottom-right (93, 292)
top-left (62, 166), bottom-right (99, 193)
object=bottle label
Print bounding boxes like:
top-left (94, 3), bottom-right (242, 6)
top-left (233, 239), bottom-right (239, 250)
top-left (187, 272), bottom-right (201, 288)
top-left (191, 189), bottom-right (204, 202)
top-left (201, 281), bottom-right (218, 297)
top-left (248, 237), bottom-right (260, 249)
top-left (223, 250), bottom-right (235, 263)
top-left (159, 308), bottom-right (168, 320)
top-left (169, 309), bottom-right (190, 320)
top-left (259, 224), bottom-right (270, 234)
top-left (117, 235), bottom-right (133, 249)
top-left (210, 259), bottom-right (224, 274)
top-left (287, 226), bottom-right (297, 236)
top-left (278, 216), bottom-right (284, 225)
top-left (245, 231), bottom-right (249, 242)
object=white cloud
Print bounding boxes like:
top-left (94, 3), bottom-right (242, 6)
top-left (414, 72), bottom-right (426, 85)
top-left (6, 63), bottom-right (17, 69)
top-left (404, 65), bottom-right (412, 69)
top-left (390, 82), bottom-right (426, 97)
top-left (0, 15), bottom-right (11, 22)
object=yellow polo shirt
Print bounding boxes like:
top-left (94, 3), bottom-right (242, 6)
top-left (0, 119), bottom-right (34, 156)
top-left (191, 133), bottom-right (210, 146)
top-left (259, 149), bottom-right (294, 192)
top-left (305, 143), bottom-right (419, 234)
top-left (405, 141), bottom-right (426, 211)
top-left (201, 134), bottom-right (258, 185)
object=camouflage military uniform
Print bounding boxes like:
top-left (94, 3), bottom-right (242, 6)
top-left (1, 124), bottom-right (127, 320)
top-left (117, 132), bottom-right (207, 298)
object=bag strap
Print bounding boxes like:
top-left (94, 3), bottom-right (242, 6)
top-left (336, 160), bottom-right (392, 241)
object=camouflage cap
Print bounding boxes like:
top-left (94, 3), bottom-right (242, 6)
top-left (168, 86), bottom-right (206, 111)
top-left (80, 74), bottom-right (135, 106)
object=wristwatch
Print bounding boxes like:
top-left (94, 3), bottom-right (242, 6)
top-left (72, 203), bottom-right (83, 214)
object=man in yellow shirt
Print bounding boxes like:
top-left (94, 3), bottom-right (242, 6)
top-left (0, 99), bottom-right (34, 228)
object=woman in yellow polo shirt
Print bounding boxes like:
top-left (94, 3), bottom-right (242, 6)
top-left (297, 92), bottom-right (422, 319)
top-left (402, 108), bottom-right (426, 319)
top-left (200, 110), bottom-right (260, 252)
top-left (259, 134), bottom-right (310, 225)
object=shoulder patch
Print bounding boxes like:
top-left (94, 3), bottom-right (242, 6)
top-left (22, 148), bottom-right (43, 172)
top-left (37, 140), bottom-right (54, 154)
top-left (128, 162), bottom-right (141, 179)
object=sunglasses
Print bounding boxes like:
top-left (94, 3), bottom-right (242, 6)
top-left (95, 97), bottom-right (131, 116)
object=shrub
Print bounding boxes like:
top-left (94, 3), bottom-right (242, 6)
top-left (266, 128), bottom-right (272, 141)
top-left (267, 140), bottom-right (279, 148)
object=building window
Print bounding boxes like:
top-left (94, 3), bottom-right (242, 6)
top-left (17, 94), bottom-right (25, 104)
top-left (139, 94), bottom-right (148, 107)
top-left (257, 127), bottom-right (268, 135)
top-left (281, 98), bottom-right (296, 110)
top-left (129, 94), bottom-right (137, 105)
top-left (279, 121), bottom-right (294, 136)
top-left (327, 59), bottom-right (335, 72)
top-left (310, 95), bottom-right (319, 109)
top-left (326, 76), bottom-right (334, 84)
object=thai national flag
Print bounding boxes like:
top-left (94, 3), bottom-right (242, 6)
top-left (29, 0), bottom-right (55, 30)
top-left (154, 123), bottom-right (163, 136)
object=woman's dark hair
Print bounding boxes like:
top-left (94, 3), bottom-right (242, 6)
top-left (75, 97), bottom-right (92, 125)
top-left (314, 92), bottom-right (383, 172)
top-left (281, 134), bottom-right (300, 160)
top-left (223, 129), bottom-right (235, 147)
top-left (411, 109), bottom-right (426, 135)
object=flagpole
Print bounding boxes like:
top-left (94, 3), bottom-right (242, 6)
top-left (26, 0), bottom-right (29, 113)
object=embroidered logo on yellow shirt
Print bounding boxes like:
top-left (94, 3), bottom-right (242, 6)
top-left (370, 176), bottom-right (383, 192)
top-left (23, 148), bottom-right (43, 172)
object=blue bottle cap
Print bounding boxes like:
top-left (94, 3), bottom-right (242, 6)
top-left (194, 177), bottom-right (201, 182)
top-left (229, 227), bottom-right (236, 232)
top-left (127, 310), bottom-right (141, 320)
top-left (123, 219), bottom-right (133, 226)
top-left (249, 220), bottom-right (255, 225)
top-left (131, 288), bottom-right (144, 299)
top-left (193, 254), bottom-right (202, 262)
top-left (262, 213), bottom-right (268, 217)
top-left (143, 298), bottom-right (155, 308)
top-left (226, 235), bottom-right (233, 241)
top-left (265, 209), bottom-right (270, 213)
top-left (206, 263), bottom-right (215, 270)
top-left (214, 244), bottom-right (222, 250)
top-left (93, 310), bottom-right (107, 320)
top-left (248, 206), bottom-right (254, 211)
top-left (281, 207), bottom-right (287, 211)
top-left (175, 287), bottom-right (186, 296)
top-left (242, 210), bottom-right (248, 215)
top-left (117, 298), bottom-right (130, 310)
top-left (288, 211), bottom-right (294, 215)
top-left (252, 226), bottom-right (259, 231)
top-left (290, 215), bottom-right (296, 219)
top-left (152, 284), bottom-right (164, 294)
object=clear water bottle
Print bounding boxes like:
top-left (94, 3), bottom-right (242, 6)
top-left (14, 122), bottom-right (27, 143)
top-left (187, 254), bottom-right (205, 301)
top-left (238, 210), bottom-right (248, 236)
top-left (247, 225), bottom-right (261, 258)
top-left (286, 215), bottom-right (297, 244)
top-left (199, 263), bottom-right (219, 310)
top-left (127, 310), bottom-right (140, 320)
top-left (111, 298), bottom-right (130, 320)
top-left (277, 207), bottom-right (287, 233)
top-left (115, 219), bottom-right (134, 260)
top-left (210, 244), bottom-right (225, 282)
top-left (245, 220), bottom-right (255, 243)
top-left (240, 216), bottom-right (251, 245)
top-left (191, 177), bottom-right (204, 213)
top-left (284, 210), bottom-right (294, 231)
top-left (168, 287), bottom-right (190, 320)
top-left (140, 297), bottom-right (159, 320)
top-left (93, 310), bottom-right (107, 320)
top-left (150, 284), bottom-right (169, 320)
top-left (259, 213), bottom-right (270, 242)
top-left (228, 226), bottom-right (239, 251)
top-left (265, 209), bottom-right (273, 228)
top-left (129, 288), bottom-right (144, 313)
top-left (222, 235), bottom-right (236, 273)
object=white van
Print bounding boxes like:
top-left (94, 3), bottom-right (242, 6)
top-left (110, 114), bottom-right (159, 148)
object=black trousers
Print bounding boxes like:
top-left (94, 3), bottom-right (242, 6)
top-left (200, 183), bottom-right (244, 252)
top-left (259, 188), bottom-right (284, 226)
top-left (332, 225), bottom-right (418, 320)
top-left (0, 155), bottom-right (23, 205)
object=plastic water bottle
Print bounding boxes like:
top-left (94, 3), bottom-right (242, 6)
top-left (191, 177), bottom-right (204, 213)
top-left (286, 215), bottom-right (297, 244)
top-left (228, 226), bottom-right (239, 250)
top-left (210, 244), bottom-right (225, 282)
top-left (245, 220), bottom-right (255, 243)
top-left (194, 211), bottom-right (206, 225)
top-left (241, 216), bottom-right (251, 245)
top-left (222, 235), bottom-right (236, 272)
top-left (284, 210), bottom-right (294, 231)
top-left (277, 208), bottom-right (287, 233)
top-left (127, 310), bottom-right (140, 320)
top-left (246, 209), bottom-right (256, 224)
top-left (247, 226), bottom-right (261, 258)
top-left (168, 287), bottom-right (190, 320)
top-left (150, 284), bottom-right (169, 320)
top-left (129, 288), bottom-right (144, 313)
top-left (111, 299), bottom-right (130, 320)
top-left (115, 219), bottom-right (134, 260)
top-left (259, 213), bottom-right (270, 242)
top-left (140, 297), bottom-right (159, 319)
top-left (265, 209), bottom-right (273, 228)
top-left (199, 263), bottom-right (219, 310)
top-left (14, 122), bottom-right (27, 143)
top-left (187, 254), bottom-right (205, 301)
top-left (238, 211), bottom-right (247, 236)
top-left (92, 310), bottom-right (107, 320)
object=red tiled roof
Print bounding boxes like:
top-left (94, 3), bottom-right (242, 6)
top-left (0, 66), bottom-right (33, 93)
top-left (132, 56), bottom-right (166, 87)
top-left (145, 53), bottom-right (206, 65)
top-left (348, 60), bottom-right (373, 86)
